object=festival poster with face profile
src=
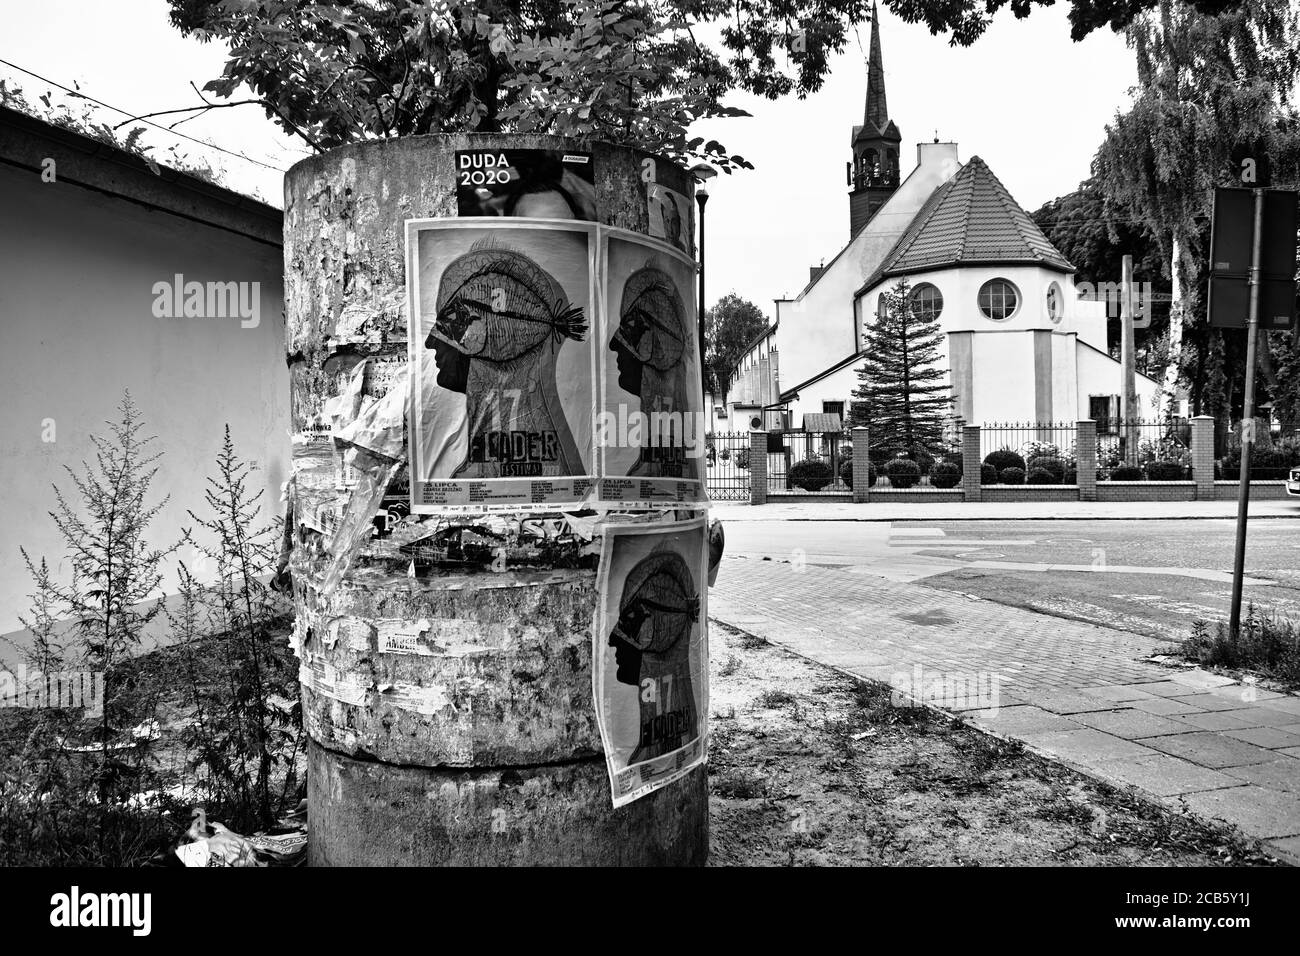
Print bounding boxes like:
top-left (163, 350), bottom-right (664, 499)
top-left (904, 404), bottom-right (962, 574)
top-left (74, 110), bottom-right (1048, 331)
top-left (597, 230), bottom-right (707, 507)
top-left (407, 219), bottom-right (599, 511)
top-left (593, 517), bottom-right (708, 807)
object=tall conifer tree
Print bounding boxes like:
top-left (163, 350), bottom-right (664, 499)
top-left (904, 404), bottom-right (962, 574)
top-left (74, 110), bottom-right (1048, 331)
top-left (850, 278), bottom-right (955, 459)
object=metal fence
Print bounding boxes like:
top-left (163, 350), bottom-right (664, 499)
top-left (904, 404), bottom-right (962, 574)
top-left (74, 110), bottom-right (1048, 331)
top-left (767, 429), bottom-right (853, 496)
top-left (1217, 424), bottom-right (1300, 480)
top-left (979, 422), bottom-right (1079, 482)
top-left (704, 432), bottom-right (751, 500)
top-left (1096, 418), bottom-right (1191, 480)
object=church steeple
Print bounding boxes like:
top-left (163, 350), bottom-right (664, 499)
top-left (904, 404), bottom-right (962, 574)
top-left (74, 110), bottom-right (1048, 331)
top-left (863, 1), bottom-right (889, 133)
top-left (848, 1), bottom-right (901, 237)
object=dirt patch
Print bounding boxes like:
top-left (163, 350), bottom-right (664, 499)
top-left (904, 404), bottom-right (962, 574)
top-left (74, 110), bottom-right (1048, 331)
top-left (706, 620), bottom-right (1280, 867)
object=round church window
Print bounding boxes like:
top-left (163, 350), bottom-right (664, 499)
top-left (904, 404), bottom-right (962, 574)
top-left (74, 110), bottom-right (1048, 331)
top-left (1046, 282), bottom-right (1063, 322)
top-left (910, 282), bottom-right (943, 322)
top-left (978, 278), bottom-right (1019, 320)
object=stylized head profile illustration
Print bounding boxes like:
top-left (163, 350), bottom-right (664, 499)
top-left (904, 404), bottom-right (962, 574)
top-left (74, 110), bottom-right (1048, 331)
top-left (425, 240), bottom-right (587, 478)
top-left (610, 263), bottom-right (695, 478)
top-left (608, 548), bottom-right (700, 764)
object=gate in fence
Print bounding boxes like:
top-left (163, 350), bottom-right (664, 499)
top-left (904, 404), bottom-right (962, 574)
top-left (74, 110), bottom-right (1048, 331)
top-left (705, 432), bottom-right (751, 500)
top-left (766, 428), bottom-right (852, 496)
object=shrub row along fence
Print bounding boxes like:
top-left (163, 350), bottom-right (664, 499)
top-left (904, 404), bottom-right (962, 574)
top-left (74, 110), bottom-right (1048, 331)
top-left (740, 417), bottom-right (1300, 504)
top-left (766, 429), bottom-right (855, 496)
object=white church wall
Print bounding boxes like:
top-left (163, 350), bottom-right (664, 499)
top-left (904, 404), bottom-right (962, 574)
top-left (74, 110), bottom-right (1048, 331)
top-left (1051, 331), bottom-right (1080, 422)
top-left (785, 361), bottom-right (862, 430)
top-left (777, 142), bottom-right (962, 392)
top-left (1076, 342), bottom-right (1161, 419)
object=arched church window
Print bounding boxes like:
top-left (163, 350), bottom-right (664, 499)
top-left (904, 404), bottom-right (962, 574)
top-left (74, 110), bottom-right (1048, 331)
top-left (978, 278), bottom-right (1019, 320)
top-left (910, 282), bottom-right (943, 322)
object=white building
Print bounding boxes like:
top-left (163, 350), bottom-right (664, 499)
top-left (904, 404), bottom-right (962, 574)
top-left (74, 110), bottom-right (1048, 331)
top-left (714, 7), bottom-right (1158, 437)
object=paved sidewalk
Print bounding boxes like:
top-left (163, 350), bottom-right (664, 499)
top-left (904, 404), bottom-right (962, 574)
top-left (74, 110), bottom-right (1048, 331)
top-left (710, 556), bottom-right (1300, 863)
top-left (712, 499), bottom-right (1299, 522)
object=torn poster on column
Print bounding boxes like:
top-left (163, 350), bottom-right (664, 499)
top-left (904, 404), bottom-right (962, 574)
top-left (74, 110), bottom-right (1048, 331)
top-left (593, 516), bottom-right (708, 807)
top-left (597, 229), bottom-right (707, 508)
top-left (407, 219), bottom-right (599, 512)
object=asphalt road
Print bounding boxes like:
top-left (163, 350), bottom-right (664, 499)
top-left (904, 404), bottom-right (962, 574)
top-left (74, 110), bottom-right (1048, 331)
top-left (720, 518), bottom-right (1300, 642)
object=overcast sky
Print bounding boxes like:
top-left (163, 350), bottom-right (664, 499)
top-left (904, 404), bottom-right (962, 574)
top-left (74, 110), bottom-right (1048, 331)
top-left (1, 1), bottom-right (1139, 315)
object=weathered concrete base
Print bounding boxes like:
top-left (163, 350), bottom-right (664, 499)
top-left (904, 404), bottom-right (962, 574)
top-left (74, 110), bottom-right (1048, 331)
top-left (307, 739), bottom-right (709, 866)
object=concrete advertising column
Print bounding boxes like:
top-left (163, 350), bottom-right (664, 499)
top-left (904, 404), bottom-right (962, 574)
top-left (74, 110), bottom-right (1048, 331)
top-left (284, 135), bottom-right (708, 865)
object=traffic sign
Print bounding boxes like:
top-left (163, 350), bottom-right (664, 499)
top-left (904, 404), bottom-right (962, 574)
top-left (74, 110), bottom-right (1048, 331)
top-left (1207, 187), bottom-right (1297, 330)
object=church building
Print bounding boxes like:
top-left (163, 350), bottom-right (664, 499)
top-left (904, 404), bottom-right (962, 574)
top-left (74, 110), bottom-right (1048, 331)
top-left (713, 6), bottom-right (1158, 438)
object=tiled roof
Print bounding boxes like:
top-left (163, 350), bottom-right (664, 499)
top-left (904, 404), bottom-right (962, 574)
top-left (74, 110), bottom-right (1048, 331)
top-left (802, 413), bottom-right (843, 433)
top-left (858, 156), bottom-right (1073, 295)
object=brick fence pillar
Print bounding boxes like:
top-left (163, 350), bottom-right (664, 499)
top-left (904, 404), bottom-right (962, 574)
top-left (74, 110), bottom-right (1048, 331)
top-left (749, 430), bottom-right (767, 505)
top-left (1191, 415), bottom-right (1215, 499)
top-left (961, 425), bottom-right (982, 502)
top-left (1076, 419), bottom-right (1097, 501)
top-left (851, 426), bottom-right (871, 502)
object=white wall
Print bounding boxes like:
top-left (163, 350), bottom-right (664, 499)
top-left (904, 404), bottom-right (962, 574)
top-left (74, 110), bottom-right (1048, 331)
top-left (786, 361), bottom-right (862, 428)
top-left (857, 263), bottom-right (1113, 423)
top-left (0, 163), bottom-right (289, 650)
top-left (1076, 341), bottom-right (1161, 418)
top-left (775, 142), bottom-right (961, 391)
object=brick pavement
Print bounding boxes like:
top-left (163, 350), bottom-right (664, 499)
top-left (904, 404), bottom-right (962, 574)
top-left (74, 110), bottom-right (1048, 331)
top-left (710, 556), bottom-right (1300, 863)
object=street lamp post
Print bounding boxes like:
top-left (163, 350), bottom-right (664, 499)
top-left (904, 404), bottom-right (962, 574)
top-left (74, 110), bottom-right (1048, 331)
top-left (691, 164), bottom-right (717, 403)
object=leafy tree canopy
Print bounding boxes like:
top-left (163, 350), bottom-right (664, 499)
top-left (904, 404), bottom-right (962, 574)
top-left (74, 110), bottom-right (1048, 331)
top-left (162, 0), bottom-right (1254, 169)
top-left (704, 292), bottom-right (769, 395)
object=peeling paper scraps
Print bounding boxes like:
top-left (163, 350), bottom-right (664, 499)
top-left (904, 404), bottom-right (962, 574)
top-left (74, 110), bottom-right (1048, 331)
top-left (362, 510), bottom-right (601, 577)
top-left (335, 288), bottom-right (406, 346)
top-left (319, 448), bottom-right (403, 595)
top-left (288, 615), bottom-right (311, 660)
top-left (376, 680), bottom-right (467, 717)
top-left (335, 365), bottom-right (409, 461)
top-left (301, 660), bottom-right (368, 708)
top-left (322, 356), bottom-right (368, 426)
top-left (375, 618), bottom-right (508, 657)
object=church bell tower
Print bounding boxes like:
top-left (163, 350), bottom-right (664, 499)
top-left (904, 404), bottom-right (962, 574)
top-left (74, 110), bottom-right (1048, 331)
top-left (848, 2), bottom-right (901, 237)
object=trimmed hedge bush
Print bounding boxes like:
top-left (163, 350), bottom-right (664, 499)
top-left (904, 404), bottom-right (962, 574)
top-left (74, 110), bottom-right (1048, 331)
top-left (1145, 460), bottom-right (1187, 481)
top-left (1110, 465), bottom-right (1145, 481)
top-left (999, 466), bottom-right (1025, 485)
top-left (980, 463), bottom-right (997, 485)
top-left (1030, 456), bottom-right (1065, 482)
top-left (1219, 445), bottom-right (1298, 479)
top-left (1026, 467), bottom-right (1056, 485)
top-left (931, 461), bottom-right (961, 488)
top-left (984, 449), bottom-right (1026, 473)
top-left (839, 459), bottom-right (878, 487)
top-left (788, 458), bottom-right (833, 491)
top-left (884, 457), bottom-right (921, 489)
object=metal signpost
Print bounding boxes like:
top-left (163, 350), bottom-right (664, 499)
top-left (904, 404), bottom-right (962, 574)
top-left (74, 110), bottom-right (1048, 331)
top-left (1207, 186), bottom-right (1297, 639)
